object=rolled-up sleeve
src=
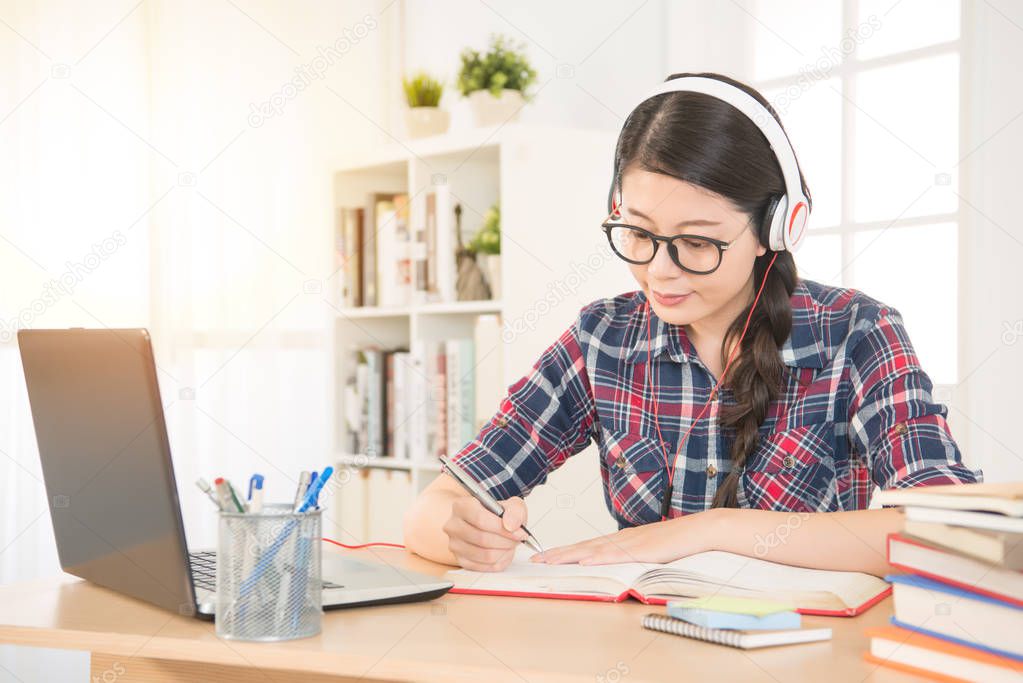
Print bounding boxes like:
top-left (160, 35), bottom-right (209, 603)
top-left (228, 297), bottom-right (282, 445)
top-left (847, 310), bottom-right (981, 493)
top-left (449, 317), bottom-right (597, 501)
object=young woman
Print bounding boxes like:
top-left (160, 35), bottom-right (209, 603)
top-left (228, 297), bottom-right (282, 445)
top-left (403, 72), bottom-right (980, 577)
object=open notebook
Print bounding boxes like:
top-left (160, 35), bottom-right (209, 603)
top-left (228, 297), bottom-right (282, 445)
top-left (446, 546), bottom-right (891, 616)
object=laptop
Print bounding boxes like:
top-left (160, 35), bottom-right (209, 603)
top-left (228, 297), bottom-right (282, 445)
top-left (17, 328), bottom-right (452, 619)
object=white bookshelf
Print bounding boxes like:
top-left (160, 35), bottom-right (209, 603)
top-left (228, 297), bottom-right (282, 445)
top-left (328, 123), bottom-right (622, 546)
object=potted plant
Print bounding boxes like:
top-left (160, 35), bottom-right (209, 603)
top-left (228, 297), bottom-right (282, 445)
top-left (457, 34), bottom-right (537, 127)
top-left (468, 202), bottom-right (501, 299)
top-left (402, 71), bottom-right (449, 139)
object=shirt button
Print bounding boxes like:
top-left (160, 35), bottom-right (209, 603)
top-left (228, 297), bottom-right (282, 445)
top-left (496, 416), bottom-right (508, 429)
top-left (615, 455), bottom-right (627, 470)
top-left (706, 464), bottom-right (717, 477)
top-left (782, 455), bottom-right (795, 468)
top-left (894, 422), bottom-right (908, 435)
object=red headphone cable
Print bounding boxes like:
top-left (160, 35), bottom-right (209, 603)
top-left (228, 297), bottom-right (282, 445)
top-left (647, 251), bottom-right (779, 521)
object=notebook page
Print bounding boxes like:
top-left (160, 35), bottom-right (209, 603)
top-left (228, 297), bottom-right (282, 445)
top-left (445, 545), bottom-right (659, 594)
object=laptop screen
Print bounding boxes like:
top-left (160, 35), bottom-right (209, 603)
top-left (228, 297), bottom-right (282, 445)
top-left (18, 328), bottom-right (197, 616)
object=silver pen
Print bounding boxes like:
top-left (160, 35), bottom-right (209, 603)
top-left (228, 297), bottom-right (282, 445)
top-left (293, 471), bottom-right (311, 510)
top-left (439, 455), bottom-right (545, 555)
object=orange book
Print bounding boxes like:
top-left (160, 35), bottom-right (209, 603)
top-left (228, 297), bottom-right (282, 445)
top-left (864, 625), bottom-right (1023, 682)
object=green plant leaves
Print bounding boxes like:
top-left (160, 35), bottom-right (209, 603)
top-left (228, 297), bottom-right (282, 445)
top-left (402, 72), bottom-right (444, 107)
top-left (457, 34), bottom-right (537, 98)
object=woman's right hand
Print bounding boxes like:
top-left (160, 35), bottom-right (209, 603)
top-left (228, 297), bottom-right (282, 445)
top-left (443, 495), bottom-right (530, 572)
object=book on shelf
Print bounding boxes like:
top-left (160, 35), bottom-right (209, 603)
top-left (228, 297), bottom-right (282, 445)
top-left (433, 183), bottom-right (455, 302)
top-left (360, 193), bottom-right (385, 307)
top-left (472, 315), bottom-right (504, 434)
top-left (433, 346), bottom-right (447, 459)
top-left (384, 351), bottom-right (395, 458)
top-left (424, 192), bottom-right (438, 296)
top-left (343, 319), bottom-right (504, 462)
top-left (375, 194), bottom-right (414, 308)
top-left (344, 348), bottom-right (389, 458)
top-left (445, 339), bottom-right (475, 457)
top-left (334, 206), bottom-right (364, 307)
top-left (334, 182), bottom-right (464, 309)
top-left (446, 545), bottom-right (890, 616)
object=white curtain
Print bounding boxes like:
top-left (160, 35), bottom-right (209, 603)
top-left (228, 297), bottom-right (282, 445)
top-left (1, 0), bottom-right (391, 584)
top-left (1, 0), bottom-right (152, 585)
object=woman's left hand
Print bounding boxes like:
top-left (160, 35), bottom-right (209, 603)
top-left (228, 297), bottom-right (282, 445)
top-left (530, 508), bottom-right (721, 565)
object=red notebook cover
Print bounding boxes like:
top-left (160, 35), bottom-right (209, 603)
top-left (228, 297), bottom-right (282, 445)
top-left (449, 582), bottom-right (890, 617)
top-left (886, 532), bottom-right (1023, 608)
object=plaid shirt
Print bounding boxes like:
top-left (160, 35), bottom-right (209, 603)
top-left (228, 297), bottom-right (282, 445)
top-left (451, 279), bottom-right (981, 528)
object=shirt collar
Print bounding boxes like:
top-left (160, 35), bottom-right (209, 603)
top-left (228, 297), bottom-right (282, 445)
top-left (625, 282), bottom-right (828, 369)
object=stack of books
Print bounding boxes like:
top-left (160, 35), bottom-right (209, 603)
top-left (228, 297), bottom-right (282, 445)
top-left (641, 596), bottom-right (833, 650)
top-left (341, 315), bottom-right (504, 461)
top-left (867, 482), bottom-right (1023, 680)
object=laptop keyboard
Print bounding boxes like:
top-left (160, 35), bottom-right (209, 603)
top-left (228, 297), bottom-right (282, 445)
top-left (188, 550), bottom-right (344, 592)
top-left (189, 550), bottom-right (217, 591)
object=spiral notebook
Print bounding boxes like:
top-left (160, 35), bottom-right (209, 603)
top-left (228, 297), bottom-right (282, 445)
top-left (641, 613), bottom-right (832, 649)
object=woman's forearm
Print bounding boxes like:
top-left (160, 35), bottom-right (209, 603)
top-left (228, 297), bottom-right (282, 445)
top-left (704, 506), bottom-right (903, 576)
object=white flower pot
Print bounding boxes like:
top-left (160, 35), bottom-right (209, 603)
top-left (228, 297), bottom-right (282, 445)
top-left (467, 89), bottom-right (525, 127)
top-left (404, 106), bottom-right (450, 139)
top-left (482, 253), bottom-right (501, 300)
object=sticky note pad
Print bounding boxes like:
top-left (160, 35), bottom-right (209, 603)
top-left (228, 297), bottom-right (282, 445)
top-left (667, 596), bottom-right (796, 617)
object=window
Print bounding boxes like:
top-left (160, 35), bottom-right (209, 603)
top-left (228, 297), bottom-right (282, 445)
top-left (749, 0), bottom-right (961, 386)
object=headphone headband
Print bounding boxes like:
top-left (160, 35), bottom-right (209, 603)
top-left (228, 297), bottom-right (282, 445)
top-left (610, 76), bottom-right (810, 252)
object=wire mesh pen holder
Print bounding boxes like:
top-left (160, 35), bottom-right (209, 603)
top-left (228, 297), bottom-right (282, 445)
top-left (215, 504), bottom-right (322, 641)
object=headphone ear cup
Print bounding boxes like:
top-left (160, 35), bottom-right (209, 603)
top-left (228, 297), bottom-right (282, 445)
top-left (760, 195), bottom-right (783, 249)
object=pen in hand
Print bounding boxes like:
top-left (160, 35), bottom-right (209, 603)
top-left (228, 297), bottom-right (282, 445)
top-left (438, 455), bottom-right (545, 556)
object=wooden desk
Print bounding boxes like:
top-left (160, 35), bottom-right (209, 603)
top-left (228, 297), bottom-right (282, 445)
top-left (0, 547), bottom-right (926, 683)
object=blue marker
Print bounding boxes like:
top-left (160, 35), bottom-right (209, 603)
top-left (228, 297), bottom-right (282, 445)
top-left (238, 467), bottom-right (335, 602)
top-left (247, 474), bottom-right (264, 513)
top-left (295, 467), bottom-right (333, 512)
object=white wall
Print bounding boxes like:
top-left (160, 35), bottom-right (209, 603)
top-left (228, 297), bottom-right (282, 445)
top-left (958, 0), bottom-right (1023, 482)
top-left (401, 0), bottom-right (666, 133)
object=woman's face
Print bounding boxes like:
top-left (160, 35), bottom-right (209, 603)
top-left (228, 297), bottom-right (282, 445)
top-left (618, 168), bottom-right (767, 331)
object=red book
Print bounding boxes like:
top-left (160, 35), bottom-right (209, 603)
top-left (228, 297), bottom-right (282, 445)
top-left (887, 532), bottom-right (1023, 607)
top-left (434, 346), bottom-right (447, 457)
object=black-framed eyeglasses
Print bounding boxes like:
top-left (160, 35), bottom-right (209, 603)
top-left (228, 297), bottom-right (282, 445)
top-left (601, 214), bottom-right (750, 275)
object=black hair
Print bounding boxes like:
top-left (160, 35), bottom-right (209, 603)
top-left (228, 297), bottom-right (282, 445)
top-left (613, 72), bottom-right (811, 507)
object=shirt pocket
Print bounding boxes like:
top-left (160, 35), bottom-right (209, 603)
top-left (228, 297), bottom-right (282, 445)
top-left (598, 427), bottom-right (667, 526)
top-left (739, 420), bottom-right (839, 512)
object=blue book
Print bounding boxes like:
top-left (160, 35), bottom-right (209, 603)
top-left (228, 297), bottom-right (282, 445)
top-left (886, 573), bottom-right (1023, 661)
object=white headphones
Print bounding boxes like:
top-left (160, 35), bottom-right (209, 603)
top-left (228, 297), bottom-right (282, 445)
top-left (608, 76), bottom-right (810, 252)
